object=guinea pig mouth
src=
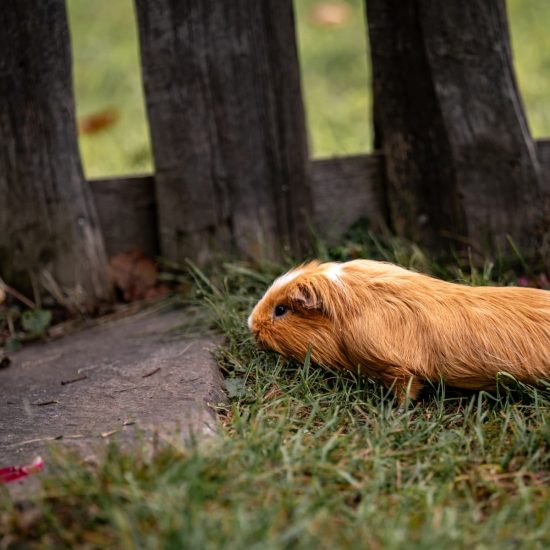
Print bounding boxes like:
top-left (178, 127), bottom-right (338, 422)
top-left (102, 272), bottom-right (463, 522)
top-left (254, 337), bottom-right (270, 351)
top-left (252, 331), bottom-right (271, 351)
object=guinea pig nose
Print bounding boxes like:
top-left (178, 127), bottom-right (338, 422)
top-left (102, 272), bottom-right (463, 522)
top-left (247, 313), bottom-right (255, 331)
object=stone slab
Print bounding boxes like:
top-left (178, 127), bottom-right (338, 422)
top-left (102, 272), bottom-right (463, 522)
top-left (0, 304), bottom-right (227, 475)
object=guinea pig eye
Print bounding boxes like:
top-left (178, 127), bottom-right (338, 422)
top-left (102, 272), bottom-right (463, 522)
top-left (273, 304), bottom-right (288, 318)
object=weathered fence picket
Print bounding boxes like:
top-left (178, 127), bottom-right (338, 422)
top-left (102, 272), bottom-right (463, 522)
top-left (0, 0), bottom-right (111, 307)
top-left (91, 176), bottom-right (158, 259)
top-left (367, 0), bottom-right (546, 258)
top-left (134, 0), bottom-right (313, 264)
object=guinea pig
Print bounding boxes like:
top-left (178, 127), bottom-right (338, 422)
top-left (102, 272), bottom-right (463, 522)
top-left (248, 260), bottom-right (550, 401)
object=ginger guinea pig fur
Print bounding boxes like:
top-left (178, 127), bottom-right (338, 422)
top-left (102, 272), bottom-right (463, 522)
top-left (247, 260), bottom-right (550, 400)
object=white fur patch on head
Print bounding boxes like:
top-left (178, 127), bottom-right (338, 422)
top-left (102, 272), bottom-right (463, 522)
top-left (323, 263), bottom-right (343, 283)
top-left (270, 268), bottom-right (303, 292)
top-left (248, 267), bottom-right (305, 331)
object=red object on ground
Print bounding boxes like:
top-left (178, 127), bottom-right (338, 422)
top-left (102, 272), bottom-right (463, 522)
top-left (0, 456), bottom-right (44, 483)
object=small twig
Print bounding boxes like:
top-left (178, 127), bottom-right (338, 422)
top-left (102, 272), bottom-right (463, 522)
top-left (0, 278), bottom-right (36, 309)
top-left (54, 434), bottom-right (85, 441)
top-left (34, 400), bottom-right (59, 406)
top-left (10, 434), bottom-right (84, 447)
top-left (39, 270), bottom-right (66, 306)
top-left (29, 272), bottom-right (41, 309)
top-left (39, 269), bottom-right (84, 314)
top-left (112, 386), bottom-right (139, 394)
top-left (61, 375), bottom-right (88, 386)
top-left (9, 437), bottom-right (56, 447)
top-left (142, 367), bottom-right (161, 378)
top-left (101, 429), bottom-right (119, 438)
top-left (438, 229), bottom-right (484, 254)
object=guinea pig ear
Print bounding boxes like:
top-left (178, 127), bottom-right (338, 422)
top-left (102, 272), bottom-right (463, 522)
top-left (289, 282), bottom-right (319, 310)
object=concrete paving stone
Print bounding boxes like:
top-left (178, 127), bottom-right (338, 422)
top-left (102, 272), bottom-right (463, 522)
top-left (0, 303), bottom-right (227, 479)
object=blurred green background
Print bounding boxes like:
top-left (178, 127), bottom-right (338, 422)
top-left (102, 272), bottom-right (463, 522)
top-left (66, 0), bottom-right (550, 179)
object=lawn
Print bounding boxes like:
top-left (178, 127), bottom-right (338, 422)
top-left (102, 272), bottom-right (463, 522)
top-left (66, 0), bottom-right (550, 178)
top-left (2, 237), bottom-right (550, 548)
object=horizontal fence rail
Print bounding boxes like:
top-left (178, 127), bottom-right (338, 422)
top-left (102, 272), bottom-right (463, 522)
top-left (89, 139), bottom-right (550, 259)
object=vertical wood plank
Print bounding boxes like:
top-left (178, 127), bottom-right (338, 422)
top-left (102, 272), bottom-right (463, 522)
top-left (88, 176), bottom-right (159, 259)
top-left (0, 0), bottom-right (111, 307)
top-left (366, 0), bottom-right (547, 262)
top-left (134, 0), bottom-right (313, 263)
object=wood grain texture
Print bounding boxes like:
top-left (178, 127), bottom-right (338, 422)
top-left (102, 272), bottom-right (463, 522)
top-left (537, 139), bottom-right (550, 268)
top-left (310, 154), bottom-right (385, 242)
top-left (134, 0), bottom-right (313, 264)
top-left (0, 0), bottom-right (111, 306)
top-left (367, 0), bottom-right (547, 260)
top-left (88, 140), bottom-right (550, 255)
top-left (88, 176), bottom-right (159, 258)
top-left (87, 156), bottom-right (386, 255)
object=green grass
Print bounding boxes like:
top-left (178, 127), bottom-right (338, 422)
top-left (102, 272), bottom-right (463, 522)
top-left (508, 0), bottom-right (550, 139)
top-left (2, 239), bottom-right (549, 548)
top-left (66, 0), bottom-right (550, 177)
top-left (294, 0), bottom-right (372, 157)
top-left (66, 0), bottom-right (152, 178)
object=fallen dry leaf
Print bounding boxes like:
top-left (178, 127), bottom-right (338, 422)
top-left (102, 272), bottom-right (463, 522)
top-left (109, 249), bottom-right (167, 302)
top-left (78, 107), bottom-right (119, 135)
top-left (309, 1), bottom-right (352, 27)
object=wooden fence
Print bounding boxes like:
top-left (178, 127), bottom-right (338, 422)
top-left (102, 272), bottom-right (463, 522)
top-left (0, 0), bottom-right (548, 308)
top-left (90, 143), bottom-right (550, 260)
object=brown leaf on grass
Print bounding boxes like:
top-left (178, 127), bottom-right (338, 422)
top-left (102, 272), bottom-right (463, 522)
top-left (78, 107), bottom-right (119, 135)
top-left (309, 1), bottom-right (351, 27)
top-left (109, 249), bottom-right (167, 302)
top-left (0, 278), bottom-right (35, 308)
